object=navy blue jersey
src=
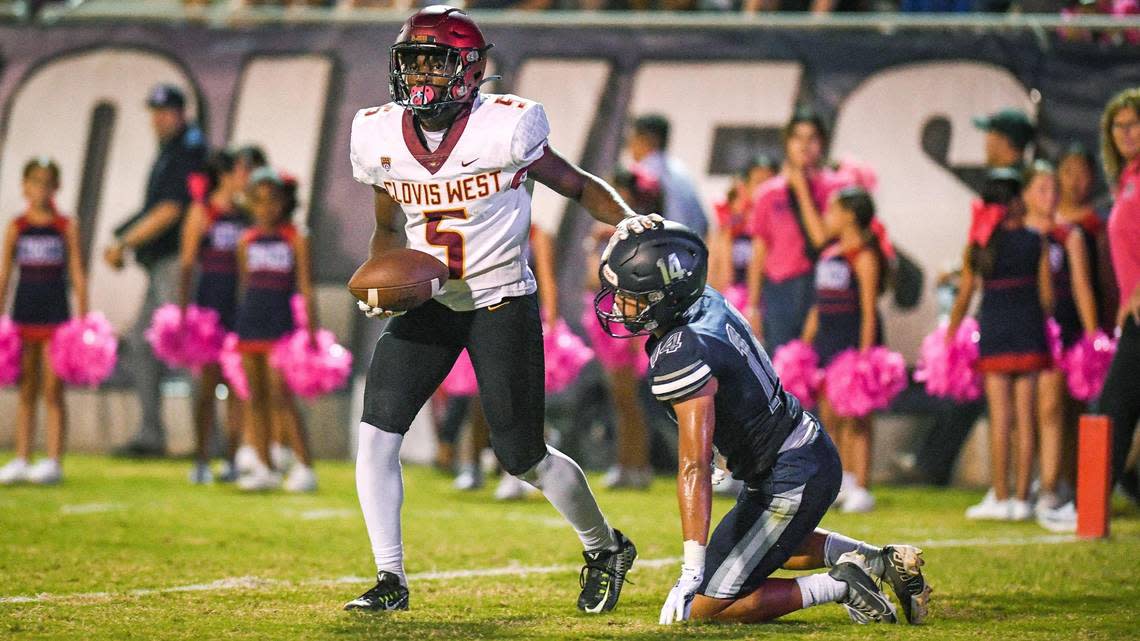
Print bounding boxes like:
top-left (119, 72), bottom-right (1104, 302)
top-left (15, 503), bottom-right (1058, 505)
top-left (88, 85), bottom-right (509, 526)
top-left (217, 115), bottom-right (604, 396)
top-left (234, 223), bottom-right (298, 342)
top-left (645, 286), bottom-right (803, 485)
top-left (11, 214), bottom-right (70, 327)
top-left (195, 202), bottom-right (247, 330)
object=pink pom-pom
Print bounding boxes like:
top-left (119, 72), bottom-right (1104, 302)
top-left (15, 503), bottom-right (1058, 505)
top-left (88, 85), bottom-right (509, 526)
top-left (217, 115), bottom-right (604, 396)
top-left (914, 318), bottom-right (982, 401)
top-left (544, 319), bottom-right (594, 395)
top-left (0, 316), bottom-right (22, 386)
top-left (1062, 332), bottom-right (1117, 401)
top-left (269, 328), bottom-right (353, 399)
top-left (1046, 317), bottom-right (1064, 367)
top-left (48, 313), bottom-right (118, 387)
top-left (831, 157), bottom-right (879, 193)
top-left (772, 339), bottom-right (822, 409)
top-left (580, 294), bottom-right (648, 376)
top-left (824, 347), bottom-right (907, 418)
top-left (145, 304), bottom-right (225, 369)
top-left (219, 333), bottom-right (250, 401)
top-left (724, 283), bottom-right (749, 313)
top-left (441, 349), bottom-right (478, 397)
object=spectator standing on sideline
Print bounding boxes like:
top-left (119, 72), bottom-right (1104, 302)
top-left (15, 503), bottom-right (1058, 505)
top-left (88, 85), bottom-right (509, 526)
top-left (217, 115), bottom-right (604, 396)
top-left (105, 84), bottom-right (206, 457)
top-left (625, 114), bottom-right (709, 239)
top-left (746, 108), bottom-right (840, 350)
top-left (1097, 87), bottom-right (1140, 504)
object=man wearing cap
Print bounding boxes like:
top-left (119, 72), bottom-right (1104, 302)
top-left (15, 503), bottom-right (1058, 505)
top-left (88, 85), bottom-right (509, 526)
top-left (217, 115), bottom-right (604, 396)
top-left (105, 83), bottom-right (206, 457)
top-left (974, 108), bottom-right (1035, 170)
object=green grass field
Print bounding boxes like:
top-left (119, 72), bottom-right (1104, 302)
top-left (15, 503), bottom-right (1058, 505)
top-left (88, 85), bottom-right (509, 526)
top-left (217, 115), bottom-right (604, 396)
top-left (2, 454), bottom-right (1138, 640)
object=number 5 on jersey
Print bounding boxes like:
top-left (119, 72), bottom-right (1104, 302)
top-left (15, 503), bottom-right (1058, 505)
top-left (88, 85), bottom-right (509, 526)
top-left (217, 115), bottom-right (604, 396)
top-left (424, 208), bottom-right (467, 279)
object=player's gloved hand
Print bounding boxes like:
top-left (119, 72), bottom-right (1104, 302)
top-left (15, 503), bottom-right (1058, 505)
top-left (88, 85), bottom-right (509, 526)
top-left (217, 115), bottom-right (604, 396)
top-left (615, 213), bottom-right (664, 239)
top-left (603, 213), bottom-right (664, 261)
top-left (710, 463), bottom-right (728, 486)
top-left (659, 564), bottom-right (703, 625)
top-left (356, 300), bottom-right (406, 319)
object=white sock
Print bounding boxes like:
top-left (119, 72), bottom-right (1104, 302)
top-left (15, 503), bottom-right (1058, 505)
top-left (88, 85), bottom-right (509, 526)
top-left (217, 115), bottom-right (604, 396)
top-left (355, 422), bottom-right (406, 586)
top-left (823, 532), bottom-right (883, 576)
top-left (795, 573), bottom-right (847, 608)
top-left (521, 445), bottom-right (618, 552)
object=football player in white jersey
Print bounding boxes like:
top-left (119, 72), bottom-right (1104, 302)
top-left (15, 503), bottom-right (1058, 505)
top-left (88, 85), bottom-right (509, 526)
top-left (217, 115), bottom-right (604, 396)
top-left (344, 5), bottom-right (657, 614)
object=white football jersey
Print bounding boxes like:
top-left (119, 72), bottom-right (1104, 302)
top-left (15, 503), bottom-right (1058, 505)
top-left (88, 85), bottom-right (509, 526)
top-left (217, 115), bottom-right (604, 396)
top-left (350, 93), bottom-right (549, 311)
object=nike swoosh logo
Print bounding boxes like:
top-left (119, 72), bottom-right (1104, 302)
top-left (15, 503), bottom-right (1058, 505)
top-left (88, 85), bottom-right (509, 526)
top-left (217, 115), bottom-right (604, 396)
top-left (461, 158), bottom-right (479, 167)
top-left (487, 300), bottom-right (511, 312)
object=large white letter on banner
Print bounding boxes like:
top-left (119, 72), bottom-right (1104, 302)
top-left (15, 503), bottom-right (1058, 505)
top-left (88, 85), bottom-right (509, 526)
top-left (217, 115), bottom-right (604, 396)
top-left (830, 61), bottom-right (1033, 358)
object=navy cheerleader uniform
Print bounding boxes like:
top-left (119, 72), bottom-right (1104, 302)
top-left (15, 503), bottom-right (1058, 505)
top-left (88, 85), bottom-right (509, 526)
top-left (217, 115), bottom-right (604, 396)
top-left (12, 214), bottom-right (70, 341)
top-left (234, 223), bottom-right (298, 352)
top-left (812, 243), bottom-right (881, 366)
top-left (977, 227), bottom-right (1050, 373)
top-left (195, 203), bottom-right (246, 330)
top-left (1047, 224), bottom-right (1082, 349)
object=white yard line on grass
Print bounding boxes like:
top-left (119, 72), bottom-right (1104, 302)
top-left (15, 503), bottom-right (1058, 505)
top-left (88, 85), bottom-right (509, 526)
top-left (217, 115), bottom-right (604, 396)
top-left (59, 503), bottom-right (127, 515)
top-left (0, 533), bottom-right (1079, 605)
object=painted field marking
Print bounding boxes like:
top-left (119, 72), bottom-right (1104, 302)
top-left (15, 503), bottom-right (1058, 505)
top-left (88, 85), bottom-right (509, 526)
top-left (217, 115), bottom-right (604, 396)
top-left (0, 533), bottom-right (1079, 605)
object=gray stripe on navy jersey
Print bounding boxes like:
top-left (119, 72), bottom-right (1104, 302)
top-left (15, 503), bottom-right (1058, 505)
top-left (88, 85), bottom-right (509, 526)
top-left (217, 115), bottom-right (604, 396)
top-left (656, 371), bottom-right (714, 401)
top-left (652, 360), bottom-right (702, 383)
top-left (702, 484), bottom-right (804, 599)
top-left (651, 364), bottom-right (712, 397)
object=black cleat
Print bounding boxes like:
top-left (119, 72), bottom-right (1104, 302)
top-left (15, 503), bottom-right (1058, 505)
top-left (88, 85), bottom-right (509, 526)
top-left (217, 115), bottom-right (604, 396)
top-left (879, 545), bottom-right (931, 624)
top-left (577, 529), bottom-right (637, 613)
top-left (344, 571), bottom-right (410, 612)
top-left (830, 552), bottom-right (898, 624)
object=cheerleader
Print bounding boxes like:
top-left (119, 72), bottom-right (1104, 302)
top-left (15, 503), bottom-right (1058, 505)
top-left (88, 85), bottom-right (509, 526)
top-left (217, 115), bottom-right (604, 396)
top-left (0, 158), bottom-right (87, 485)
top-left (948, 169), bottom-right (1053, 521)
top-left (1056, 144), bottom-right (1112, 332)
top-left (709, 156), bottom-right (777, 294)
top-left (801, 186), bottom-right (886, 513)
top-left (233, 168), bottom-right (316, 492)
top-left (178, 149), bottom-right (259, 484)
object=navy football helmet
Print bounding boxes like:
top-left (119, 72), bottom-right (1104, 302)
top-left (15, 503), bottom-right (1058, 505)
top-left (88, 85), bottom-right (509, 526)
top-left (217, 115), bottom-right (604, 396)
top-left (595, 221), bottom-right (708, 338)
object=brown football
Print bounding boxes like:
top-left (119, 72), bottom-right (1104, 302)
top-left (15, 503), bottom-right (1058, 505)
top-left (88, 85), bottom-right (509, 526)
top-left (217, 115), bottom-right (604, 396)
top-left (347, 248), bottom-right (450, 312)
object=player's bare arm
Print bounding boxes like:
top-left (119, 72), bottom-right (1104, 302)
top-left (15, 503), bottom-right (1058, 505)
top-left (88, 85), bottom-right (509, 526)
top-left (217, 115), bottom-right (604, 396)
top-left (528, 146), bottom-right (637, 227)
top-left (674, 379), bottom-right (717, 548)
top-left (660, 378), bottom-right (717, 624)
top-left (369, 186), bottom-right (402, 259)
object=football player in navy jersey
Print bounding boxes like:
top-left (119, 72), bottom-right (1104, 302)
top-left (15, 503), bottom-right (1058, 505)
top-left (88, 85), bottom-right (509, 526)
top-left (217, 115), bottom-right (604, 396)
top-left (595, 222), bottom-right (931, 626)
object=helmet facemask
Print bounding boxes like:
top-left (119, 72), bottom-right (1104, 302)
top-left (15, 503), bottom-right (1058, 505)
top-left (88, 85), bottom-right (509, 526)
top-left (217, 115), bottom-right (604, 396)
top-left (594, 287), bottom-right (667, 338)
top-left (389, 43), bottom-right (483, 120)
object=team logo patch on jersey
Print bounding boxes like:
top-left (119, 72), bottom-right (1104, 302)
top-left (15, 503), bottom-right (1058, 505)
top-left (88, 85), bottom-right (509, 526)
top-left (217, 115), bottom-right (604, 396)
top-left (381, 156), bottom-right (391, 171)
top-left (650, 332), bottom-right (684, 368)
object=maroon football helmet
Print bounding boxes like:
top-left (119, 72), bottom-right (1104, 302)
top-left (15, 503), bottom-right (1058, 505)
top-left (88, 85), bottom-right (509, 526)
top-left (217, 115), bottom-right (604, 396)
top-left (389, 5), bottom-right (491, 119)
